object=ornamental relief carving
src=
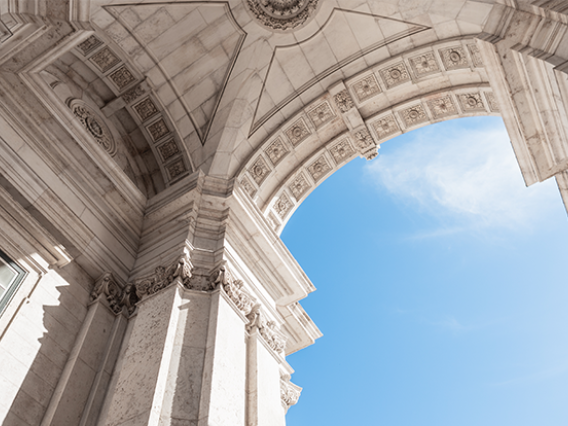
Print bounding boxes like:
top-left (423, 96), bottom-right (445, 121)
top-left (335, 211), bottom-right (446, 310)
top-left (307, 155), bottom-right (332, 182)
top-left (280, 378), bottom-right (302, 410)
top-left (468, 44), bottom-right (484, 67)
top-left (439, 46), bottom-right (469, 70)
top-left (400, 104), bottom-right (428, 127)
top-left (90, 273), bottom-right (124, 315)
top-left (285, 118), bottom-right (311, 146)
top-left (109, 65), bottom-right (136, 90)
top-left (210, 264), bottom-right (256, 316)
top-left (70, 99), bottom-right (117, 156)
top-left (485, 92), bottom-right (499, 112)
top-left (371, 114), bottom-right (400, 140)
top-left (246, 0), bottom-right (320, 31)
top-left (333, 89), bottom-right (355, 112)
top-left (351, 75), bottom-right (381, 102)
top-left (427, 96), bottom-right (457, 119)
top-left (353, 129), bottom-right (378, 160)
top-left (77, 35), bottom-right (103, 56)
top-left (89, 47), bottom-right (120, 73)
top-left (265, 137), bottom-right (289, 166)
top-left (307, 101), bottom-right (336, 129)
top-left (458, 93), bottom-right (485, 111)
top-left (247, 305), bottom-right (287, 354)
top-left (131, 254), bottom-right (197, 299)
top-left (409, 53), bottom-right (440, 77)
top-left (329, 138), bottom-right (355, 164)
top-left (274, 192), bottom-right (293, 219)
top-left (249, 156), bottom-right (271, 186)
top-left (380, 62), bottom-right (411, 88)
top-left (289, 173), bottom-right (311, 200)
top-left (239, 176), bottom-right (257, 198)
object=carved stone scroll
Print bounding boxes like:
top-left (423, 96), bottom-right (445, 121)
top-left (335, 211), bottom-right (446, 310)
top-left (280, 378), bottom-right (302, 411)
top-left (90, 273), bottom-right (124, 315)
top-left (210, 264), bottom-right (256, 317)
top-left (247, 305), bottom-right (287, 354)
top-left (132, 254), bottom-right (195, 299)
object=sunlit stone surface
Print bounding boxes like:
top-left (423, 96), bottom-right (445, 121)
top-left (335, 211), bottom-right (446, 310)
top-left (0, 1), bottom-right (567, 425)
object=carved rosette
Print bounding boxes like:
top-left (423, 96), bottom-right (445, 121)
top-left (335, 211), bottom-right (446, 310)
top-left (333, 90), bottom-right (354, 113)
top-left (132, 254), bottom-right (198, 299)
top-left (280, 379), bottom-right (302, 411)
top-left (246, 0), bottom-right (319, 31)
top-left (70, 100), bottom-right (117, 156)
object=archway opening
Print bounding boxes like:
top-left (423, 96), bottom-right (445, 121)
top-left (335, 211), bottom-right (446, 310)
top-left (282, 116), bottom-right (568, 426)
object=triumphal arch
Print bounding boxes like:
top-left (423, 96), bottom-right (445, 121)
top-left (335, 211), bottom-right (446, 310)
top-left (0, 0), bottom-right (567, 424)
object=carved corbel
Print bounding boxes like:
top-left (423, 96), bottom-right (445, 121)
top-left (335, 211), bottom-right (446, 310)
top-left (353, 127), bottom-right (379, 160)
top-left (90, 272), bottom-right (125, 315)
top-left (280, 378), bottom-right (302, 412)
top-left (131, 253), bottom-right (194, 299)
top-left (210, 263), bottom-right (256, 316)
top-left (246, 304), bottom-right (287, 354)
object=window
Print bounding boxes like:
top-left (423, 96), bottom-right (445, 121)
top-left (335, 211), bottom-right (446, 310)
top-left (0, 250), bottom-right (26, 315)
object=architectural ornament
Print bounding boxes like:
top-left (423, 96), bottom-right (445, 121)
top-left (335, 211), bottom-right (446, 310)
top-left (70, 100), bottom-right (117, 156)
top-left (211, 264), bottom-right (256, 316)
top-left (353, 129), bottom-right (378, 160)
top-left (280, 378), bottom-right (302, 410)
top-left (333, 90), bottom-right (355, 112)
top-left (90, 273), bottom-right (124, 315)
top-left (351, 75), bottom-right (381, 102)
top-left (247, 305), bottom-right (287, 354)
top-left (246, 0), bottom-right (319, 31)
top-left (132, 254), bottom-right (195, 299)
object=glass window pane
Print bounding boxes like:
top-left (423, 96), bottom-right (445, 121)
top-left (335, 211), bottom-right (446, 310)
top-left (0, 257), bottom-right (16, 290)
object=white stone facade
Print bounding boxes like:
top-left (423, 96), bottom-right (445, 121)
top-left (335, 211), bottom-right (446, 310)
top-left (0, 1), bottom-right (567, 425)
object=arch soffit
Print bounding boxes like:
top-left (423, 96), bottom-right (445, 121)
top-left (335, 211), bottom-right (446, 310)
top-left (235, 37), bottom-right (500, 234)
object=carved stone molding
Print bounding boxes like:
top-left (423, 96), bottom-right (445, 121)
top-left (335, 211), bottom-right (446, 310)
top-left (289, 173), bottom-right (311, 200)
top-left (351, 75), bottom-right (381, 102)
top-left (210, 264), bottom-right (256, 316)
top-left (247, 305), bottom-right (287, 354)
top-left (265, 137), bottom-right (289, 166)
top-left (90, 273), bottom-right (124, 315)
top-left (69, 99), bottom-right (117, 156)
top-left (249, 156), bottom-right (271, 186)
top-left (329, 138), bottom-right (355, 164)
top-left (280, 378), bottom-right (302, 410)
top-left (285, 118), bottom-right (311, 146)
top-left (246, 0), bottom-right (319, 31)
top-left (274, 192), bottom-right (293, 219)
top-left (132, 254), bottom-right (195, 299)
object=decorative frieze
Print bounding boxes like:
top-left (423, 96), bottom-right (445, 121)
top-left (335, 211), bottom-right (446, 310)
top-left (273, 192), bottom-right (293, 219)
top-left (468, 44), bottom-right (484, 67)
top-left (351, 75), bottom-right (381, 102)
top-left (280, 378), bottom-right (302, 410)
top-left (70, 100), bottom-right (117, 156)
top-left (409, 53), bottom-right (440, 77)
top-left (380, 62), bottom-right (411, 88)
top-left (77, 35), bottom-right (103, 56)
top-left (458, 93), bottom-right (485, 111)
top-left (285, 118), bottom-right (311, 146)
top-left (439, 46), bottom-right (469, 70)
top-left (371, 114), bottom-right (400, 141)
top-left (90, 273), bottom-right (124, 315)
top-left (246, 0), bottom-right (319, 31)
top-left (400, 104), bottom-right (428, 127)
top-left (427, 96), bottom-right (457, 119)
top-left (307, 101), bottom-right (335, 129)
top-left (211, 264), bottom-right (256, 316)
top-left (329, 138), bottom-right (355, 164)
top-left (249, 156), bottom-right (271, 186)
top-left (133, 97), bottom-right (159, 121)
top-left (109, 65), bottom-right (136, 90)
top-left (89, 47), bottom-right (120, 73)
top-left (307, 155), bottom-right (332, 182)
top-left (265, 137), bottom-right (289, 166)
top-left (132, 254), bottom-right (196, 299)
top-left (147, 118), bottom-right (170, 142)
top-left (353, 129), bottom-right (378, 160)
top-left (289, 173), bottom-right (311, 200)
top-left (485, 92), bottom-right (499, 112)
top-left (333, 90), bottom-right (355, 112)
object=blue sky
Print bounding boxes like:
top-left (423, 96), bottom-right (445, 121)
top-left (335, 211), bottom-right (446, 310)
top-left (281, 117), bottom-right (568, 426)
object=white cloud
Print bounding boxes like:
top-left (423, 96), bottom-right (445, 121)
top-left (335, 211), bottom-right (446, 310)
top-left (364, 119), bottom-right (560, 233)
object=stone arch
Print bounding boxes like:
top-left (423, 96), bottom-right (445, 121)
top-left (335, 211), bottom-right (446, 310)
top-left (236, 36), bottom-right (501, 233)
